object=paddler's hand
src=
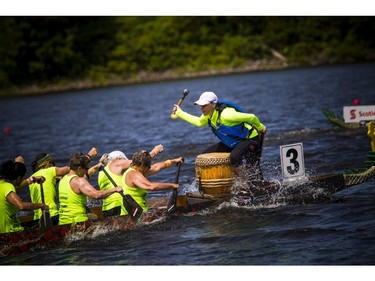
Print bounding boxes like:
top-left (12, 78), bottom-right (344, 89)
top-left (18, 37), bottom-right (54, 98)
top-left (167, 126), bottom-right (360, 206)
top-left (173, 184), bottom-right (179, 190)
top-left (99, 153), bottom-right (109, 165)
top-left (28, 176), bottom-right (45, 184)
top-left (259, 126), bottom-right (267, 141)
top-left (87, 147), bottom-right (99, 159)
top-left (114, 186), bottom-right (123, 193)
top-left (35, 176), bottom-right (45, 183)
top-left (150, 144), bottom-right (163, 157)
top-left (15, 155), bottom-right (24, 163)
top-left (173, 104), bottom-right (181, 115)
top-left (41, 204), bottom-right (49, 210)
top-left (172, 157), bottom-right (185, 165)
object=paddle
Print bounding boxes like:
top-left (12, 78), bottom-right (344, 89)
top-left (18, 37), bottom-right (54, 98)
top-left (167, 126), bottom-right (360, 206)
top-left (166, 161), bottom-right (182, 214)
top-left (170, 89), bottom-right (189, 119)
top-left (39, 182), bottom-right (52, 231)
top-left (100, 167), bottom-right (143, 223)
top-left (253, 130), bottom-right (266, 182)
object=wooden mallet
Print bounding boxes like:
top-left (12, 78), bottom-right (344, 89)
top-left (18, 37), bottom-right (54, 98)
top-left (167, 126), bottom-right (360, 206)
top-left (171, 89), bottom-right (189, 119)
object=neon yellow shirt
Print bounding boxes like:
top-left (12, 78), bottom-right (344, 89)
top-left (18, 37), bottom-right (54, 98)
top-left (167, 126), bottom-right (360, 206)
top-left (122, 168), bottom-right (148, 214)
top-left (29, 166), bottom-right (58, 220)
top-left (98, 167), bottom-right (123, 211)
top-left (58, 175), bottom-right (88, 225)
top-left (0, 181), bottom-right (24, 234)
top-left (176, 106), bottom-right (265, 139)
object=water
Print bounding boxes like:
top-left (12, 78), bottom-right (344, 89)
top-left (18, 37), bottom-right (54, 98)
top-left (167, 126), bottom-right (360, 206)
top-left (1, 63), bottom-right (375, 271)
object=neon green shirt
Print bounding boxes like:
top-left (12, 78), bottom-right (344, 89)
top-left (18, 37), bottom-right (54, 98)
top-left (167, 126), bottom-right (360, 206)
top-left (0, 181), bottom-right (24, 234)
top-left (58, 174), bottom-right (88, 225)
top-left (176, 106), bottom-right (265, 138)
top-left (122, 168), bottom-right (148, 213)
top-left (98, 167), bottom-right (123, 211)
top-left (29, 166), bottom-right (58, 220)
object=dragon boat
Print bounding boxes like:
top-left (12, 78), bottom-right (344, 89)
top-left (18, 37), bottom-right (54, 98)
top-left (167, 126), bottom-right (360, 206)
top-left (2, 122), bottom-right (375, 257)
top-left (322, 107), bottom-right (365, 129)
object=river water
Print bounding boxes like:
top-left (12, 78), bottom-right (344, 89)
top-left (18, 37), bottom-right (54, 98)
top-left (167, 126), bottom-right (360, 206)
top-left (1, 63), bottom-right (375, 275)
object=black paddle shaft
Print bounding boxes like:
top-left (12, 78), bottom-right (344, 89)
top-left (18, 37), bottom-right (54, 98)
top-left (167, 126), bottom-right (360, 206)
top-left (174, 162), bottom-right (182, 183)
top-left (167, 162), bottom-right (182, 214)
top-left (39, 182), bottom-right (52, 231)
top-left (40, 182), bottom-right (45, 204)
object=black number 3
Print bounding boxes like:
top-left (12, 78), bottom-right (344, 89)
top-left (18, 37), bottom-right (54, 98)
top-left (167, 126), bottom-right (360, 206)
top-left (286, 148), bottom-right (300, 174)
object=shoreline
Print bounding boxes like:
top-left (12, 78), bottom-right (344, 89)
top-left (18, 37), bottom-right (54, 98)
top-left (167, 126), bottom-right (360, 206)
top-left (5, 59), bottom-right (373, 99)
top-left (0, 59), bottom-right (291, 98)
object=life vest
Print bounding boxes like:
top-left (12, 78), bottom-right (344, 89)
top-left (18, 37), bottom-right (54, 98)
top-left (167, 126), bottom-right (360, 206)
top-left (208, 100), bottom-right (254, 148)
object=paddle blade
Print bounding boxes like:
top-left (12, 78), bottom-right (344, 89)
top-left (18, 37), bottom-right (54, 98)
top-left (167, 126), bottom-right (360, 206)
top-left (122, 194), bottom-right (143, 223)
top-left (40, 210), bottom-right (53, 232)
top-left (166, 188), bottom-right (178, 214)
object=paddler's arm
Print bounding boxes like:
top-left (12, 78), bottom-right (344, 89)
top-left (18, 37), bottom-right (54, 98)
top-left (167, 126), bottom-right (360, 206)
top-left (55, 165), bottom-right (70, 177)
top-left (71, 176), bottom-right (122, 200)
top-left (7, 191), bottom-right (48, 211)
top-left (126, 170), bottom-right (179, 192)
top-left (174, 105), bottom-right (209, 127)
top-left (17, 175), bottom-right (45, 190)
top-left (85, 147), bottom-right (101, 175)
top-left (150, 144), bottom-right (163, 158)
top-left (88, 162), bottom-right (103, 176)
top-left (221, 107), bottom-right (266, 132)
top-left (145, 157), bottom-right (184, 177)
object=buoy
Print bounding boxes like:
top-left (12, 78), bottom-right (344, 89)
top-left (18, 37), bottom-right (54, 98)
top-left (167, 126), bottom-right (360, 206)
top-left (4, 127), bottom-right (11, 135)
top-left (353, 99), bottom-right (360, 105)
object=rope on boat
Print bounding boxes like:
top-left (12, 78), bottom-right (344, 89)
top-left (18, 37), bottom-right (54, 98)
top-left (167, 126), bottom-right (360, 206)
top-left (343, 165), bottom-right (375, 186)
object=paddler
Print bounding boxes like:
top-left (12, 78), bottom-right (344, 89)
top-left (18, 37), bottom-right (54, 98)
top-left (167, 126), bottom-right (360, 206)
top-left (17, 147), bottom-right (99, 226)
top-left (98, 145), bottom-right (184, 216)
top-left (172, 91), bottom-right (267, 182)
top-left (58, 152), bottom-right (122, 225)
top-left (0, 160), bottom-right (48, 234)
top-left (122, 150), bottom-right (179, 213)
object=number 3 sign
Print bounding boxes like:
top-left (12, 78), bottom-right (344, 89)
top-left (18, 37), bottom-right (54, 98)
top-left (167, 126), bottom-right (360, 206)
top-left (280, 143), bottom-right (305, 180)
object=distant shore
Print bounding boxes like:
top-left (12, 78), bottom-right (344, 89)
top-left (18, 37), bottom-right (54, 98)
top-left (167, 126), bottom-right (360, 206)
top-left (1, 59), bottom-right (290, 98)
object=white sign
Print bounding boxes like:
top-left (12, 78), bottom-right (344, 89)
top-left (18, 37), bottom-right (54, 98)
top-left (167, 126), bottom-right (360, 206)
top-left (280, 143), bottom-right (305, 180)
top-left (343, 105), bottom-right (375, 123)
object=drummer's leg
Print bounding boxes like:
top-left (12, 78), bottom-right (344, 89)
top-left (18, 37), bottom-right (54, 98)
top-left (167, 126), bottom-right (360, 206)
top-left (233, 139), bottom-right (263, 181)
top-left (230, 139), bottom-right (251, 166)
top-left (230, 140), bottom-right (251, 185)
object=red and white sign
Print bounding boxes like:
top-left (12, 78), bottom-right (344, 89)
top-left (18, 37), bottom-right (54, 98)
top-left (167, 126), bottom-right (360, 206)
top-left (343, 105), bottom-right (375, 123)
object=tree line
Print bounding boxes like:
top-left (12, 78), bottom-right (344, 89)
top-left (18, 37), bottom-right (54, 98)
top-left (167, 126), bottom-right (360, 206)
top-left (0, 16), bottom-right (374, 94)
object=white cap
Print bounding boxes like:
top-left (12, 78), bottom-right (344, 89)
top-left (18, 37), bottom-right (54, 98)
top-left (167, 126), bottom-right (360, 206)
top-left (108, 151), bottom-right (127, 161)
top-left (194, 91), bottom-right (218, 106)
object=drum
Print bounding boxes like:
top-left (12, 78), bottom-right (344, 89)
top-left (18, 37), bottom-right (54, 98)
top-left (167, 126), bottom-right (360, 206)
top-left (195, 152), bottom-right (235, 197)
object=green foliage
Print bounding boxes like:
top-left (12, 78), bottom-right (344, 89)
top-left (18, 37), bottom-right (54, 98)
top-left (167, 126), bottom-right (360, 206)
top-left (0, 16), bottom-right (374, 92)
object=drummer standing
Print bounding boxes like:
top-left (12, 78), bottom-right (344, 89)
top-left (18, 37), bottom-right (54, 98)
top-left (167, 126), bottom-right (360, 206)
top-left (173, 91), bottom-right (267, 182)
